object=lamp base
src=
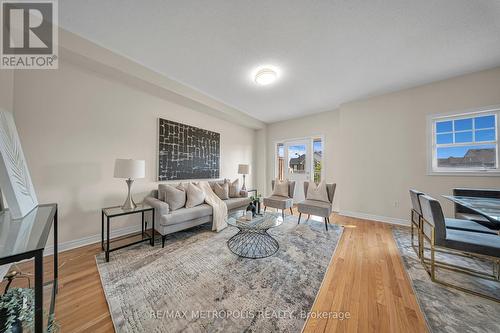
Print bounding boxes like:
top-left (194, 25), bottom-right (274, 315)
top-left (241, 174), bottom-right (247, 191)
top-left (121, 178), bottom-right (137, 210)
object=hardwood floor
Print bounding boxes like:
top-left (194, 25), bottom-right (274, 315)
top-left (1, 212), bottom-right (428, 333)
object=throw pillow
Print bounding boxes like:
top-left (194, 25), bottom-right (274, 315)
top-left (306, 181), bottom-right (330, 203)
top-left (228, 179), bottom-right (241, 198)
top-left (272, 179), bottom-right (289, 197)
top-left (214, 182), bottom-right (229, 200)
top-left (159, 184), bottom-right (186, 210)
top-left (185, 183), bottom-right (206, 208)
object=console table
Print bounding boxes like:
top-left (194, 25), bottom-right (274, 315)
top-left (0, 204), bottom-right (58, 333)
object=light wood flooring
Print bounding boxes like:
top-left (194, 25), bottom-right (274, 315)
top-left (1, 210), bottom-right (428, 333)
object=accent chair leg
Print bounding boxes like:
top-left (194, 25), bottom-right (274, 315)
top-left (162, 235), bottom-right (166, 248)
top-left (324, 217), bottom-right (329, 231)
top-left (307, 214), bottom-right (310, 220)
top-left (264, 206), bottom-right (267, 212)
top-left (282, 210), bottom-right (285, 220)
top-left (298, 213), bottom-right (302, 224)
top-left (290, 207), bottom-right (293, 215)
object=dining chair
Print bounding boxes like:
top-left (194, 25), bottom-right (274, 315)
top-left (409, 189), bottom-right (424, 258)
top-left (412, 190), bottom-right (496, 235)
top-left (296, 182), bottom-right (336, 231)
top-left (419, 194), bottom-right (500, 302)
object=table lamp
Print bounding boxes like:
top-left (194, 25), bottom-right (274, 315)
top-left (114, 159), bottom-right (145, 210)
top-left (238, 164), bottom-right (249, 191)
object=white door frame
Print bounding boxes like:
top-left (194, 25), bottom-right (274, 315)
top-left (273, 135), bottom-right (325, 182)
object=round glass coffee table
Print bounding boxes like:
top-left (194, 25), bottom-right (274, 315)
top-left (227, 210), bottom-right (282, 259)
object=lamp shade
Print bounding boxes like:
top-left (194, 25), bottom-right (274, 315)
top-left (238, 164), bottom-right (249, 175)
top-left (114, 159), bottom-right (145, 179)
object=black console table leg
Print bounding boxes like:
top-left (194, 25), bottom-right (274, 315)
top-left (101, 210), bottom-right (105, 251)
top-left (106, 216), bottom-right (110, 262)
top-left (34, 250), bottom-right (43, 333)
top-left (54, 206), bottom-right (58, 282)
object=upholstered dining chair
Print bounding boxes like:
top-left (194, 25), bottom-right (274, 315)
top-left (409, 189), bottom-right (424, 258)
top-left (419, 194), bottom-right (500, 303)
top-left (263, 180), bottom-right (296, 220)
top-left (297, 182), bottom-right (336, 231)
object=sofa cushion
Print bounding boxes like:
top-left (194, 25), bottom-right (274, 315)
top-left (263, 195), bottom-right (293, 209)
top-left (297, 199), bottom-right (332, 217)
top-left (272, 179), bottom-right (289, 197)
top-left (214, 182), bottom-right (229, 200)
top-left (160, 204), bottom-right (212, 226)
top-left (159, 183), bottom-right (186, 211)
top-left (186, 183), bottom-right (206, 208)
top-left (305, 181), bottom-right (329, 203)
top-left (225, 197), bottom-right (251, 211)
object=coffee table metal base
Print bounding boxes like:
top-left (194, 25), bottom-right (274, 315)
top-left (227, 229), bottom-right (279, 259)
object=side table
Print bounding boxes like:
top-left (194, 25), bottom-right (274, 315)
top-left (101, 203), bottom-right (154, 262)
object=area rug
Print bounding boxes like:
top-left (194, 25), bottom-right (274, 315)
top-left (392, 226), bottom-right (500, 333)
top-left (96, 217), bottom-right (342, 333)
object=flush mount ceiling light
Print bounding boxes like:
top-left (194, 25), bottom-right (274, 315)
top-left (254, 68), bottom-right (278, 85)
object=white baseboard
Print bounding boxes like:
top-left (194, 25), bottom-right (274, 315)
top-left (339, 210), bottom-right (409, 226)
top-left (44, 224), bottom-right (143, 256)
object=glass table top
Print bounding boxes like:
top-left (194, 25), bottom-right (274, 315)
top-left (443, 195), bottom-right (500, 223)
top-left (227, 210), bottom-right (282, 230)
top-left (102, 202), bottom-right (153, 217)
top-left (0, 204), bottom-right (57, 261)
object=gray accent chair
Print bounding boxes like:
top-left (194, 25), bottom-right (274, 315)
top-left (263, 180), bottom-right (296, 220)
top-left (145, 183), bottom-right (250, 247)
top-left (297, 182), bottom-right (336, 231)
top-left (419, 194), bottom-right (500, 302)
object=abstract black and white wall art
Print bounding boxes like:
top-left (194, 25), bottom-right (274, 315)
top-left (158, 118), bottom-right (220, 180)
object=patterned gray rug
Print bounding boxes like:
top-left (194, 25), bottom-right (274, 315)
top-left (96, 217), bottom-right (342, 333)
top-left (392, 226), bottom-right (500, 333)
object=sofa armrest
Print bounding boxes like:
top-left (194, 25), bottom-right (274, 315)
top-left (144, 196), bottom-right (169, 216)
top-left (240, 190), bottom-right (248, 198)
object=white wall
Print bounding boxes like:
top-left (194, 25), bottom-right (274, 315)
top-left (266, 67), bottom-right (500, 223)
top-left (0, 70), bottom-right (14, 112)
top-left (13, 60), bottom-right (255, 245)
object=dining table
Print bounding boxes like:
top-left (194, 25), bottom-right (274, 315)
top-left (443, 195), bottom-right (500, 235)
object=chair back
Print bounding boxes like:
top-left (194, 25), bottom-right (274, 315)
top-left (271, 180), bottom-right (296, 198)
top-left (452, 188), bottom-right (500, 218)
top-left (304, 181), bottom-right (336, 203)
top-left (409, 189), bottom-right (424, 215)
top-left (419, 195), bottom-right (447, 244)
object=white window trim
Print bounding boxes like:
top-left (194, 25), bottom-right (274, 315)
top-left (427, 105), bottom-right (500, 176)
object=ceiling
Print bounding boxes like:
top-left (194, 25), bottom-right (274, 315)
top-left (59, 0), bottom-right (500, 123)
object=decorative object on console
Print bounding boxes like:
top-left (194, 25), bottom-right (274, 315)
top-left (158, 118), bottom-right (220, 181)
top-left (0, 110), bottom-right (38, 218)
top-left (114, 159), bottom-right (145, 210)
top-left (237, 164), bottom-right (249, 190)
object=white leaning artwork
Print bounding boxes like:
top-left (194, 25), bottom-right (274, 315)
top-left (0, 109), bottom-right (38, 218)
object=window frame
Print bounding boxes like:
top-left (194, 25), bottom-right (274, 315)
top-left (427, 106), bottom-right (500, 176)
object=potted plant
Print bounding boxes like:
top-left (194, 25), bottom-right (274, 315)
top-left (0, 287), bottom-right (58, 333)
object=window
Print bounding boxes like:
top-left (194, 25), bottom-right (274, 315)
top-left (430, 108), bottom-right (499, 174)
